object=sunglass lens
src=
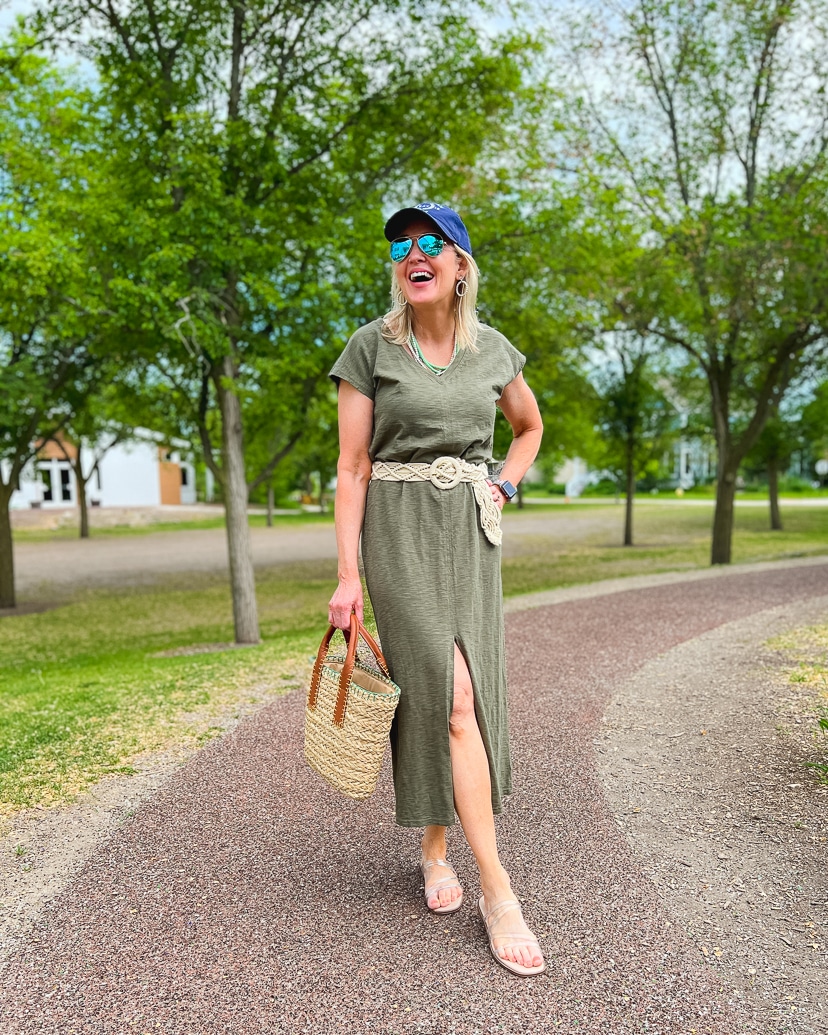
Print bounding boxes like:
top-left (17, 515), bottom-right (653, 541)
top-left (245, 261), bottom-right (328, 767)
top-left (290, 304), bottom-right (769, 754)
top-left (419, 234), bottom-right (444, 257)
top-left (390, 238), bottom-right (413, 263)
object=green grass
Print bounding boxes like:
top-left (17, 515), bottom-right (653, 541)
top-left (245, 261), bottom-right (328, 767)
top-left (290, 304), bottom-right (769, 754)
top-left (681, 486), bottom-right (828, 498)
top-left (768, 623), bottom-right (828, 781)
top-left (2, 502), bottom-right (827, 822)
top-left (501, 502), bottom-right (828, 596)
top-left (0, 558), bottom-right (340, 822)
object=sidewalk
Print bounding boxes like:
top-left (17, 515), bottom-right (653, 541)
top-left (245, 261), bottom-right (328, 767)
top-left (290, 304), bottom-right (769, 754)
top-left (1, 561), bottom-right (827, 1033)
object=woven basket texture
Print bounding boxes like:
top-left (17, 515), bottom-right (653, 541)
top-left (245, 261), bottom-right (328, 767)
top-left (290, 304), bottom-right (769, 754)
top-left (304, 661), bottom-right (400, 800)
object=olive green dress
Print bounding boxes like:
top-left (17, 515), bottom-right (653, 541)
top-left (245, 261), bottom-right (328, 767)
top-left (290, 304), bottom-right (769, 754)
top-left (330, 318), bottom-right (525, 827)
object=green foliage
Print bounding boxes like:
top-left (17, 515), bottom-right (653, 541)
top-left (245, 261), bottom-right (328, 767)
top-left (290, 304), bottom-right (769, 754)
top-left (0, 37), bottom-right (105, 482)
top-left (813, 709), bottom-right (828, 777)
top-left (745, 414), bottom-right (799, 474)
top-left (774, 622), bottom-right (828, 781)
top-left (276, 388), bottom-right (340, 506)
top-left (593, 343), bottom-right (677, 489)
top-left (800, 382), bottom-right (828, 477)
top-left (555, 0), bottom-right (828, 561)
top-left (6, 1), bottom-right (545, 634)
top-left (39, 0), bottom-right (535, 477)
top-left (0, 33), bottom-right (129, 601)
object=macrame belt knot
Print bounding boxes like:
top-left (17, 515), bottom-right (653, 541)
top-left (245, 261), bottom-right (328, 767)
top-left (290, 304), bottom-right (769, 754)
top-left (370, 457), bottom-right (502, 547)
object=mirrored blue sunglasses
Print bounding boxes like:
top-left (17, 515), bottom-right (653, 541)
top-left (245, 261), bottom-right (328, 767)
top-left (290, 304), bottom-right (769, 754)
top-left (390, 233), bottom-right (446, 263)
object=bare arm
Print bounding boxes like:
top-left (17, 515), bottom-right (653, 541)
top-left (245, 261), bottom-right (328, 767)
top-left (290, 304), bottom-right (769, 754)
top-left (328, 380), bottom-right (374, 628)
top-left (489, 373), bottom-right (543, 508)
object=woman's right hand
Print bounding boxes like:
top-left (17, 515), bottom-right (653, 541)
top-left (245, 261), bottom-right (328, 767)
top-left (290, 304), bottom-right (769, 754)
top-left (328, 576), bottom-right (364, 629)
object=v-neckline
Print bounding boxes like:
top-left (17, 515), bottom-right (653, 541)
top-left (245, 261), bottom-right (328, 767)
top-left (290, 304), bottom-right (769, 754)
top-left (403, 340), bottom-right (468, 383)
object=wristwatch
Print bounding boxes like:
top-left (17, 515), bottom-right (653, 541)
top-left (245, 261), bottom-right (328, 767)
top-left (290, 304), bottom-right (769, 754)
top-left (493, 479), bottom-right (518, 502)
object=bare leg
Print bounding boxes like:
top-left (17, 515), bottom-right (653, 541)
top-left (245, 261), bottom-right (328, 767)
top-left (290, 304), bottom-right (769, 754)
top-left (449, 643), bottom-right (543, 970)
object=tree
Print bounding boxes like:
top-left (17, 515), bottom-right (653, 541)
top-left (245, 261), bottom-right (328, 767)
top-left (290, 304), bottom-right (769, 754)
top-left (800, 381), bottom-right (828, 481)
top-left (0, 37), bottom-right (106, 606)
top-left (593, 338), bottom-right (675, 545)
top-left (453, 150), bottom-right (604, 490)
top-left (558, 0), bottom-right (828, 564)
top-left (280, 391), bottom-right (341, 516)
top-left (38, 0), bottom-right (532, 641)
top-left (744, 408), bottom-right (798, 529)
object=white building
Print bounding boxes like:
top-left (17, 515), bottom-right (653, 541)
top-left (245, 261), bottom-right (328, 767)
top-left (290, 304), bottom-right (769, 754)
top-left (7, 429), bottom-right (197, 510)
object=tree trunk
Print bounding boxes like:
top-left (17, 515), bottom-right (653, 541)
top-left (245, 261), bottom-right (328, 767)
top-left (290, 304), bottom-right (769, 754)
top-left (768, 459), bottom-right (782, 531)
top-left (623, 449), bottom-right (635, 547)
top-left (215, 355), bottom-right (260, 644)
top-left (0, 483), bottom-right (15, 609)
top-left (711, 460), bottom-right (738, 564)
top-left (266, 484), bottom-right (274, 528)
top-left (517, 481), bottom-right (524, 510)
top-left (75, 459), bottom-right (90, 539)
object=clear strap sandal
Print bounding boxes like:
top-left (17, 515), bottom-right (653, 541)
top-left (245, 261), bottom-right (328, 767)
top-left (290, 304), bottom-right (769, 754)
top-left (419, 857), bottom-right (464, 914)
top-left (477, 895), bottom-right (546, 977)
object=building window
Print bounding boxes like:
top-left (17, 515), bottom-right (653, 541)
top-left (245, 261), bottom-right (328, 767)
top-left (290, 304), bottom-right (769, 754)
top-left (181, 467), bottom-right (189, 486)
top-left (39, 466), bottom-right (53, 501)
top-left (60, 467), bottom-right (72, 502)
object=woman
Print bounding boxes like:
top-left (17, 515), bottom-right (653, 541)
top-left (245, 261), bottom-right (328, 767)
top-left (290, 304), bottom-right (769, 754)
top-left (328, 202), bottom-right (545, 977)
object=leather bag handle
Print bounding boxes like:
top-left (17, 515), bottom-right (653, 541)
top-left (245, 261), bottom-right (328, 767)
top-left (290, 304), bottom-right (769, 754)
top-left (308, 612), bottom-right (391, 727)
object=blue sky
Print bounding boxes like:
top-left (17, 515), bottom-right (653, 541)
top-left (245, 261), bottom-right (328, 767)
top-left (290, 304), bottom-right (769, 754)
top-left (0, 0), bottom-right (32, 32)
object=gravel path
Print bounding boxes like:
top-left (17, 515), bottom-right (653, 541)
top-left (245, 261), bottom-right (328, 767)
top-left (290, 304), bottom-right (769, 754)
top-left (598, 598), bottom-right (828, 1034)
top-left (1, 562), bottom-right (827, 1034)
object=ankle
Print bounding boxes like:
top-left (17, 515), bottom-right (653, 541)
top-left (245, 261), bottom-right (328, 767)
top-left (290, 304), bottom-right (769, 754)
top-left (479, 864), bottom-right (512, 904)
top-left (421, 837), bottom-right (447, 861)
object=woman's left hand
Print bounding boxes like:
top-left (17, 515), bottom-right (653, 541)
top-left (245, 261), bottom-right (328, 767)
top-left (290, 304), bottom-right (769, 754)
top-left (487, 481), bottom-right (506, 511)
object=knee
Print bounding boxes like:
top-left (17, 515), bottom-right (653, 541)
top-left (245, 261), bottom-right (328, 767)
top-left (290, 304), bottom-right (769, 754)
top-left (449, 680), bottom-right (475, 734)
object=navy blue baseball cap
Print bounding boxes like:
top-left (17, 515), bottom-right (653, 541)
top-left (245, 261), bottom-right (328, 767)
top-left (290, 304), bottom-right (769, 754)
top-left (384, 202), bottom-right (472, 255)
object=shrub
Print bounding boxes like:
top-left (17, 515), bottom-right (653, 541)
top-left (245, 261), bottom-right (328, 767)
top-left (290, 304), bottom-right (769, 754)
top-left (805, 711), bottom-right (828, 781)
top-left (580, 478), bottom-right (621, 497)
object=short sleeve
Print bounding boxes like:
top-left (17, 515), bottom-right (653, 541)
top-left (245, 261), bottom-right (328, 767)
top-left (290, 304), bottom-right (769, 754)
top-left (504, 339), bottom-right (526, 384)
top-left (329, 323), bottom-right (381, 401)
top-left (485, 328), bottom-right (526, 395)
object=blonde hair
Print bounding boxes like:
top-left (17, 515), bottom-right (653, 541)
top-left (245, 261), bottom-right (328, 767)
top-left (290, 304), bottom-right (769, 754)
top-left (381, 245), bottom-right (481, 352)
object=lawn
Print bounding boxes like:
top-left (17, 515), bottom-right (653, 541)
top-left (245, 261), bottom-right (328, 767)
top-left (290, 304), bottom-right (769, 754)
top-left (2, 502), bottom-right (827, 824)
top-left (768, 623), bottom-right (828, 781)
top-left (0, 559), bottom-right (342, 824)
top-left (501, 501), bottom-right (828, 595)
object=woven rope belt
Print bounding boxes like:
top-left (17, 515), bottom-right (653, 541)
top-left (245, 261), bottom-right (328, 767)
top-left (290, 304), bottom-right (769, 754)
top-left (371, 456), bottom-right (502, 547)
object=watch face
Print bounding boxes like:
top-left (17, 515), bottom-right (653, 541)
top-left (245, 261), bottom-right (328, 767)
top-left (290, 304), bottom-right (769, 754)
top-left (498, 480), bottom-right (517, 500)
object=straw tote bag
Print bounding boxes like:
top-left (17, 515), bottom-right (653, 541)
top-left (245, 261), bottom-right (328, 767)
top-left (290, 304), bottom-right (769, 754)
top-left (304, 613), bottom-right (401, 800)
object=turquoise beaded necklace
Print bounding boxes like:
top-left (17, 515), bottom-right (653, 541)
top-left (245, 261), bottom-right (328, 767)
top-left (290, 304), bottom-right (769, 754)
top-left (408, 330), bottom-right (457, 375)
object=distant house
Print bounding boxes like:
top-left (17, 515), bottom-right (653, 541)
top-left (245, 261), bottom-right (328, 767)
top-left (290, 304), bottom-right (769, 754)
top-left (7, 429), bottom-right (197, 510)
top-left (554, 436), bottom-right (716, 496)
top-left (670, 438), bottom-right (715, 490)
